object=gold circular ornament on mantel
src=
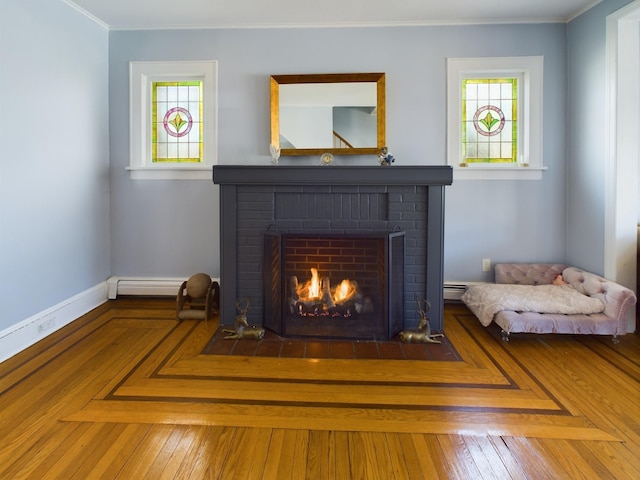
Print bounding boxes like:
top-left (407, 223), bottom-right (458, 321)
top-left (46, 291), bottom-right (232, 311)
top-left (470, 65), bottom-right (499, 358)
top-left (320, 153), bottom-right (334, 166)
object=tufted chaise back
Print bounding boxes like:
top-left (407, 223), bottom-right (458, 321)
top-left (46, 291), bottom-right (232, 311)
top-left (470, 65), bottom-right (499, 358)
top-left (495, 263), bottom-right (567, 285)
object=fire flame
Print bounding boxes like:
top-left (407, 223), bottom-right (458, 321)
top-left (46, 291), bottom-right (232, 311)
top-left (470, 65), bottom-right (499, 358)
top-left (296, 268), bottom-right (357, 305)
top-left (307, 268), bottom-right (320, 299)
top-left (334, 279), bottom-right (356, 302)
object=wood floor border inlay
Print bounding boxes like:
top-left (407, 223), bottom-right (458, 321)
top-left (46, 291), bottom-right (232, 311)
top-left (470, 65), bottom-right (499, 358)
top-left (1, 297), bottom-right (625, 440)
top-left (3, 298), bottom-right (640, 478)
top-left (36, 299), bottom-right (625, 441)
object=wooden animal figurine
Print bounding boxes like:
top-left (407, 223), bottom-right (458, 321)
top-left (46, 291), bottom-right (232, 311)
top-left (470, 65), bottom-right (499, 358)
top-left (398, 299), bottom-right (444, 344)
top-left (223, 299), bottom-right (265, 340)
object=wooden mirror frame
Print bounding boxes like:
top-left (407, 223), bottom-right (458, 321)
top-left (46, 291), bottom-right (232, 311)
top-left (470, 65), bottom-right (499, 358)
top-left (270, 73), bottom-right (386, 156)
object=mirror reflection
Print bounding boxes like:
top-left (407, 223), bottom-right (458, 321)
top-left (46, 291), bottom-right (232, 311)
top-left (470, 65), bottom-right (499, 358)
top-left (270, 73), bottom-right (385, 156)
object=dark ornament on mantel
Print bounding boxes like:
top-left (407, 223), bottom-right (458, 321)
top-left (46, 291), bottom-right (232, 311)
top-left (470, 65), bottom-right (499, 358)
top-left (378, 147), bottom-right (395, 166)
top-left (223, 298), bottom-right (265, 340)
top-left (398, 298), bottom-right (444, 343)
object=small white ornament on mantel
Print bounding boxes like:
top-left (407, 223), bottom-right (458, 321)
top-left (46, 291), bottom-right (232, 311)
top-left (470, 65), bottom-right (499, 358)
top-left (269, 143), bottom-right (280, 165)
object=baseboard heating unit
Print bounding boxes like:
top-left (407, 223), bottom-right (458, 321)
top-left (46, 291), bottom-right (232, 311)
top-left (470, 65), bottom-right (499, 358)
top-left (443, 281), bottom-right (487, 301)
top-left (106, 276), bottom-right (220, 299)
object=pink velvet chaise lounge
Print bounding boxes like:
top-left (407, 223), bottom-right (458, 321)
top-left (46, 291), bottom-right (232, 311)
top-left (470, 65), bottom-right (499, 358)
top-left (462, 263), bottom-right (637, 342)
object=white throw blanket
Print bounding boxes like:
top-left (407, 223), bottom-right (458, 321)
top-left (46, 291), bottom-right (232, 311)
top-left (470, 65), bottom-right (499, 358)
top-left (461, 284), bottom-right (605, 327)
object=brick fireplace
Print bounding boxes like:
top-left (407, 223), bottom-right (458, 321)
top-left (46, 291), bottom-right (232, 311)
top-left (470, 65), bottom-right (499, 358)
top-left (212, 165), bottom-right (452, 336)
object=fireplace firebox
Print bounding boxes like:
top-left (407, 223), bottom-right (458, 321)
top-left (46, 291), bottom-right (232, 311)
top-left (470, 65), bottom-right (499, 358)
top-left (263, 232), bottom-right (404, 340)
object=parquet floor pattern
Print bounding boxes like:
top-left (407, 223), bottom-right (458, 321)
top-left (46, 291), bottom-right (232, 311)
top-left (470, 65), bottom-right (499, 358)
top-left (1, 297), bottom-right (639, 479)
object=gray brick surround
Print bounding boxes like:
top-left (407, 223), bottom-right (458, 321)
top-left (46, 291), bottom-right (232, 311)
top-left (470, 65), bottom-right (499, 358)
top-left (213, 165), bottom-right (452, 332)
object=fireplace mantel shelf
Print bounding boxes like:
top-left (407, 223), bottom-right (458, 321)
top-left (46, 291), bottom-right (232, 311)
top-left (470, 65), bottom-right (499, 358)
top-left (213, 165), bottom-right (452, 186)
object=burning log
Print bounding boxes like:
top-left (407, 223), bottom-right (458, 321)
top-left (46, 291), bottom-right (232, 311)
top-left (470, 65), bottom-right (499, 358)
top-left (355, 294), bottom-right (374, 314)
top-left (289, 275), bottom-right (322, 313)
top-left (288, 270), bottom-right (374, 318)
top-left (289, 276), bottom-right (300, 313)
top-left (321, 277), bottom-right (335, 309)
top-left (289, 276), bottom-right (299, 301)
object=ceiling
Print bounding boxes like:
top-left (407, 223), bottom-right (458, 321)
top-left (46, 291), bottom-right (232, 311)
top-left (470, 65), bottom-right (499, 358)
top-left (65, 0), bottom-right (602, 30)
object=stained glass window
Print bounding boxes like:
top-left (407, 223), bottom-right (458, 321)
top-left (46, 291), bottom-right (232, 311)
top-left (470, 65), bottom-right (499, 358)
top-left (447, 57), bottom-right (543, 180)
top-left (152, 81), bottom-right (203, 163)
top-left (462, 78), bottom-right (517, 165)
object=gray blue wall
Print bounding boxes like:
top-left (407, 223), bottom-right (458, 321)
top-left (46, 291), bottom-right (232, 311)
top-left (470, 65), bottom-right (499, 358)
top-left (108, 23), bottom-right (569, 284)
top-left (0, 0), bottom-right (110, 331)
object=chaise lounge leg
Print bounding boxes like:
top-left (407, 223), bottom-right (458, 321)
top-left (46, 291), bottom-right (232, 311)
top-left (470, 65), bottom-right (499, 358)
top-left (612, 335), bottom-right (620, 344)
top-left (501, 331), bottom-right (510, 342)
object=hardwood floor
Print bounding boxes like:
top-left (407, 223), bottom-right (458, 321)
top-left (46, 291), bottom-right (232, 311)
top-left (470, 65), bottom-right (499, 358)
top-left (1, 297), bottom-right (639, 479)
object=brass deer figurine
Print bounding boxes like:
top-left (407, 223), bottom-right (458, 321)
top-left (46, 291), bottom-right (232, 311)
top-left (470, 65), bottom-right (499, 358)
top-left (223, 299), bottom-right (265, 340)
top-left (398, 299), bottom-right (444, 344)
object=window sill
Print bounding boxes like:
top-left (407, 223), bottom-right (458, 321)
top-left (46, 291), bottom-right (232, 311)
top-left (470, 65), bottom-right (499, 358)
top-left (126, 166), bottom-right (213, 180)
top-left (452, 166), bottom-right (547, 181)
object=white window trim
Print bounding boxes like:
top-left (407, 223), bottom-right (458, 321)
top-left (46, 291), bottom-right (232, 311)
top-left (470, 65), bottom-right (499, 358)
top-left (129, 61), bottom-right (218, 180)
top-left (447, 56), bottom-right (545, 180)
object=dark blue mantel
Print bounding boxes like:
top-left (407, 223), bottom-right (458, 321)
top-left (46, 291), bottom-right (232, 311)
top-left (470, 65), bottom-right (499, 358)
top-left (213, 165), bottom-right (453, 333)
top-left (212, 165), bottom-right (453, 186)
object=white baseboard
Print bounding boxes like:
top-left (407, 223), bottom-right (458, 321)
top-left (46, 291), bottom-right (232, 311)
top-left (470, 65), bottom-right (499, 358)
top-left (0, 276), bottom-right (222, 363)
top-left (109, 277), bottom-right (468, 302)
top-left (0, 282), bottom-right (109, 363)
top-left (106, 276), bottom-right (221, 299)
